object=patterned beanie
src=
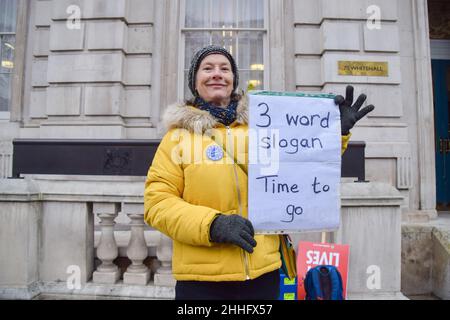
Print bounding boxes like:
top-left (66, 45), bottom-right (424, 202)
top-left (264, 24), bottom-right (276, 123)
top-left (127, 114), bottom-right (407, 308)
top-left (188, 45), bottom-right (239, 97)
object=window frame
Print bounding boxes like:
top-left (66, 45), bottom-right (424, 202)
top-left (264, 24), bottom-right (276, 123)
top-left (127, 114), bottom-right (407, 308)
top-left (178, 0), bottom-right (269, 101)
top-left (0, 2), bottom-right (20, 120)
top-left (0, 39), bottom-right (12, 116)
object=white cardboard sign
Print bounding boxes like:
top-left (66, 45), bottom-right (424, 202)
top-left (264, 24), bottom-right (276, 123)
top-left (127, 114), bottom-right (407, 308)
top-left (248, 92), bottom-right (342, 234)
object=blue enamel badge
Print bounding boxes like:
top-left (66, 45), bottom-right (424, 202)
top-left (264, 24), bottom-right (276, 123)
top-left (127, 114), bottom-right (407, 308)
top-left (206, 145), bottom-right (223, 161)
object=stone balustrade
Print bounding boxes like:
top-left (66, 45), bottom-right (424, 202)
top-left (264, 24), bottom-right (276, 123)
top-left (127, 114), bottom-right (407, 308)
top-left (93, 203), bottom-right (121, 284)
top-left (0, 174), bottom-right (405, 299)
top-left (122, 203), bottom-right (151, 285)
top-left (0, 175), bottom-right (175, 299)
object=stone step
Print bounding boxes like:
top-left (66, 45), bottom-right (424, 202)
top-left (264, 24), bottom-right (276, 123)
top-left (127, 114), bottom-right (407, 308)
top-left (33, 281), bottom-right (175, 300)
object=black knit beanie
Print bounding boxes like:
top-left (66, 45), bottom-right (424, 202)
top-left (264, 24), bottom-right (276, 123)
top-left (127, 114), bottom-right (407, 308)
top-left (188, 45), bottom-right (239, 97)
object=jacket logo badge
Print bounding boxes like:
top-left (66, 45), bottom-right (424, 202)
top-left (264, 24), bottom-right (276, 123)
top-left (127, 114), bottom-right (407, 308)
top-left (206, 145), bottom-right (223, 161)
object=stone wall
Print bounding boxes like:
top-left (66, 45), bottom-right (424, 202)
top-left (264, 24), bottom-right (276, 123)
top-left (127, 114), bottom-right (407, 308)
top-left (21, 0), bottom-right (156, 139)
top-left (291, 0), bottom-right (434, 219)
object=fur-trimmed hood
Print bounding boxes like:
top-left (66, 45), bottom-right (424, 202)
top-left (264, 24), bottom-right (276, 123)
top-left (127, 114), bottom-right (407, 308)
top-left (162, 95), bottom-right (248, 133)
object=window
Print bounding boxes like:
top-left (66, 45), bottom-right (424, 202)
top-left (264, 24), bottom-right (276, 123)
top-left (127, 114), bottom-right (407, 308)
top-left (181, 0), bottom-right (266, 100)
top-left (0, 0), bottom-right (17, 117)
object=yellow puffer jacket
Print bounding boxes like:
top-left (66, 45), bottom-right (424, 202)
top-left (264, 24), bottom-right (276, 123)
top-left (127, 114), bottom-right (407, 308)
top-left (144, 95), bottom-right (350, 281)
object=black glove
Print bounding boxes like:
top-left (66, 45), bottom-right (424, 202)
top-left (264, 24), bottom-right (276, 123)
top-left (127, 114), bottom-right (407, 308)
top-left (334, 85), bottom-right (375, 135)
top-left (209, 214), bottom-right (257, 253)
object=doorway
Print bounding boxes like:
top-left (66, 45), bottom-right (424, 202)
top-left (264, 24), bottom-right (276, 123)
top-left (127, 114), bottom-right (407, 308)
top-left (429, 0), bottom-right (450, 210)
top-left (432, 59), bottom-right (450, 209)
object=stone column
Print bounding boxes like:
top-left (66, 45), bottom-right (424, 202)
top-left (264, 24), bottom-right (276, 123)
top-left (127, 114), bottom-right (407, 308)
top-left (412, 0), bottom-right (437, 220)
top-left (93, 203), bottom-right (120, 284)
top-left (122, 203), bottom-right (150, 285)
top-left (154, 233), bottom-right (176, 286)
top-left (336, 182), bottom-right (406, 299)
top-left (39, 201), bottom-right (94, 285)
top-left (268, 0), bottom-right (286, 91)
top-left (0, 178), bottom-right (40, 299)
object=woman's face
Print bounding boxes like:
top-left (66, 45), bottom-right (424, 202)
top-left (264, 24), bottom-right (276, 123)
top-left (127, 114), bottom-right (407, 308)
top-left (195, 54), bottom-right (234, 107)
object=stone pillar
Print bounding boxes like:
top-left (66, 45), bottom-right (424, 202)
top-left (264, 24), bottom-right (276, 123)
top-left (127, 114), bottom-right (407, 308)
top-left (122, 203), bottom-right (150, 285)
top-left (39, 201), bottom-right (94, 285)
top-left (268, 0), bottom-right (286, 91)
top-left (93, 203), bottom-right (120, 284)
top-left (154, 233), bottom-right (176, 286)
top-left (0, 178), bottom-right (40, 299)
top-left (336, 182), bottom-right (406, 299)
top-left (412, 0), bottom-right (437, 220)
top-left (0, 141), bottom-right (13, 179)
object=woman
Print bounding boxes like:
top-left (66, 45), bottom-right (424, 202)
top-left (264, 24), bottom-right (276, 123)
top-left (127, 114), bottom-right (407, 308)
top-left (144, 45), bottom-right (374, 300)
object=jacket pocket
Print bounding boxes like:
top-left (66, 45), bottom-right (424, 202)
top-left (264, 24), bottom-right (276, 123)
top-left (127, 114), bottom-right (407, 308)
top-left (250, 235), bottom-right (280, 270)
top-left (264, 234), bottom-right (280, 256)
top-left (181, 243), bottom-right (222, 266)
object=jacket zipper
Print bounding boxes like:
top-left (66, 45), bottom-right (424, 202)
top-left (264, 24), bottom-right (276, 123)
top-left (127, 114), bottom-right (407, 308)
top-left (226, 125), bottom-right (250, 280)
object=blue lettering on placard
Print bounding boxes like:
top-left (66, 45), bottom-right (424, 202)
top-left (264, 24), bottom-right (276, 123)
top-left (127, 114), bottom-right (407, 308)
top-left (260, 134), bottom-right (323, 154)
top-left (281, 204), bottom-right (304, 223)
top-left (312, 176), bottom-right (330, 194)
top-left (256, 175), bottom-right (300, 194)
top-left (256, 102), bottom-right (271, 128)
top-left (285, 112), bottom-right (330, 128)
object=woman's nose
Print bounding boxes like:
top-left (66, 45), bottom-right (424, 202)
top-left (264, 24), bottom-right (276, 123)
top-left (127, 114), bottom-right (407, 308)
top-left (211, 67), bottom-right (223, 79)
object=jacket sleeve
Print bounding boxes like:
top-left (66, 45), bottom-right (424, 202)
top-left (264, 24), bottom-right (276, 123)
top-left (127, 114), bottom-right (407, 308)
top-left (341, 133), bottom-right (351, 155)
top-left (144, 130), bottom-right (219, 247)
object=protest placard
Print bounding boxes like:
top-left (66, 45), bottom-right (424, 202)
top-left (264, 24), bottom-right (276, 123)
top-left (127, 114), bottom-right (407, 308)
top-left (296, 241), bottom-right (350, 300)
top-left (248, 91), bottom-right (342, 233)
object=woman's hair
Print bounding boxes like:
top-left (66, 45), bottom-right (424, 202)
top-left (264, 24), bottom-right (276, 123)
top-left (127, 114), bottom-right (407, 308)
top-left (185, 91), bottom-right (243, 107)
